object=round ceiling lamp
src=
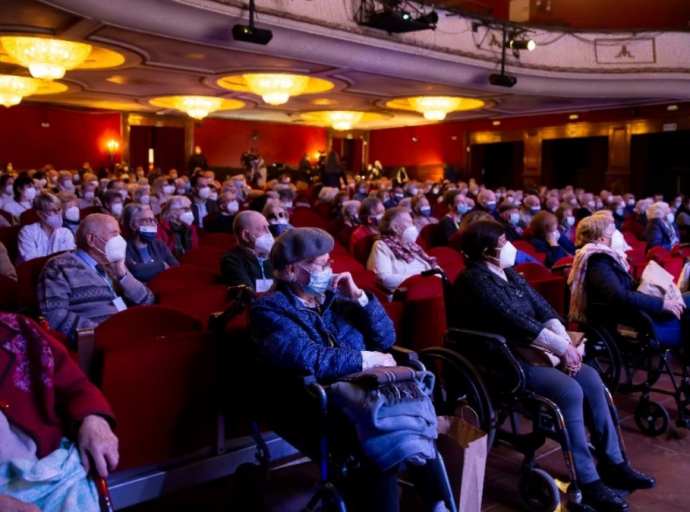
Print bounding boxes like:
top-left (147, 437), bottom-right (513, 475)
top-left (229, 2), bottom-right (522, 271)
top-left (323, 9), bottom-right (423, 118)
top-left (386, 96), bottom-right (485, 121)
top-left (0, 36), bottom-right (92, 80)
top-left (217, 74), bottom-right (334, 106)
top-left (326, 111), bottom-right (364, 131)
top-left (0, 75), bottom-right (42, 107)
top-left (149, 96), bottom-right (245, 119)
top-left (298, 111), bottom-right (388, 130)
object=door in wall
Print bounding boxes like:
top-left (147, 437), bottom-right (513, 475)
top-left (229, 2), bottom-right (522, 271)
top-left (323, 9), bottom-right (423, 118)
top-left (471, 141), bottom-right (524, 189)
top-left (129, 126), bottom-right (186, 173)
top-left (631, 130), bottom-right (690, 199)
top-left (541, 137), bottom-right (608, 191)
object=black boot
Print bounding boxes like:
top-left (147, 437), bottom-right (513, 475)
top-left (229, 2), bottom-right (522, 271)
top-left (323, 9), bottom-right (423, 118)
top-left (598, 461), bottom-right (657, 491)
top-left (580, 480), bottom-right (629, 511)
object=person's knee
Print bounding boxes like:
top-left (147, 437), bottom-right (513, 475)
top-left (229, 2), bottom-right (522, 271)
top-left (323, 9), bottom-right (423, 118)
top-left (555, 376), bottom-right (585, 415)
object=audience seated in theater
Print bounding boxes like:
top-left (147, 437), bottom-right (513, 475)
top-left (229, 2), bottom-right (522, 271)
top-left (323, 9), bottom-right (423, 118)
top-left (250, 227), bottom-right (448, 512)
top-left (367, 207), bottom-right (437, 291)
top-left (577, 193), bottom-right (596, 221)
top-left (263, 201), bottom-right (293, 238)
top-left (519, 195), bottom-right (541, 228)
top-left (57, 191), bottom-right (81, 236)
top-left (0, 241), bottom-right (16, 279)
top-left (556, 204), bottom-right (576, 242)
top-left (341, 200), bottom-right (361, 228)
top-left (623, 193), bottom-right (636, 215)
top-left (330, 191), bottom-right (349, 220)
top-left (438, 189), bottom-right (468, 246)
top-left (0, 174), bottom-right (14, 210)
top-left (474, 189), bottom-right (500, 220)
top-left (410, 194), bottom-right (438, 233)
top-left (544, 195), bottom-right (560, 214)
top-left (675, 196), bottom-right (690, 228)
top-left (461, 211), bottom-right (539, 266)
top-left (590, 211), bottom-right (631, 258)
top-left (2, 175), bottom-right (36, 222)
top-left (53, 171), bottom-right (75, 194)
top-left (454, 220), bottom-right (656, 511)
top-left (157, 195), bottom-right (199, 258)
top-left (0, 313), bottom-right (119, 512)
top-left (151, 177), bottom-right (174, 216)
top-left (77, 179), bottom-right (100, 210)
top-left (353, 182), bottom-right (369, 201)
top-left (131, 185), bottom-right (151, 208)
top-left (220, 210), bottom-right (274, 291)
top-left (101, 190), bottom-right (124, 223)
top-left (497, 202), bottom-right (523, 242)
top-left (377, 189), bottom-right (395, 210)
top-left (530, 211), bottom-right (574, 268)
top-left (349, 197), bottom-right (384, 253)
top-left (205, 191), bottom-right (239, 234)
top-left (106, 179), bottom-right (128, 204)
top-left (608, 195), bottom-right (626, 231)
top-left (17, 193), bottom-right (75, 265)
top-left (38, 213), bottom-right (153, 340)
top-left (276, 188), bottom-right (295, 213)
top-left (643, 201), bottom-right (680, 251)
top-left (122, 203), bottom-right (178, 282)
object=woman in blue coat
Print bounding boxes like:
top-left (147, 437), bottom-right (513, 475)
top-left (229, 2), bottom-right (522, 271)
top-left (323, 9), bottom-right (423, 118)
top-left (529, 211), bottom-right (574, 268)
top-left (643, 201), bottom-right (680, 251)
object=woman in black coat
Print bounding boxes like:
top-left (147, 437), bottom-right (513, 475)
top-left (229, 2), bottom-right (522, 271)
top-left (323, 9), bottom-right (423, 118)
top-left (454, 220), bottom-right (654, 511)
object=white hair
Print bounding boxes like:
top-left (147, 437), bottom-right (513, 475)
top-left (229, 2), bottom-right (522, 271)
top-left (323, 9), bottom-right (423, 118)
top-left (162, 195), bottom-right (191, 222)
top-left (647, 201), bottom-right (669, 220)
top-left (634, 198), bottom-right (653, 215)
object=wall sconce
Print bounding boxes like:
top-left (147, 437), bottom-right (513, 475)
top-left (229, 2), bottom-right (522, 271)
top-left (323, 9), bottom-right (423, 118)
top-left (106, 140), bottom-right (119, 163)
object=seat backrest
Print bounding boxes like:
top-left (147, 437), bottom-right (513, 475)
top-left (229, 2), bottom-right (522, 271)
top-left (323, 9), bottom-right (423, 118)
top-left (427, 246), bottom-right (462, 271)
top-left (672, 244), bottom-right (690, 259)
top-left (156, 285), bottom-right (232, 328)
top-left (527, 275), bottom-right (566, 316)
top-left (336, 225), bottom-right (357, 248)
top-left (177, 246), bottom-right (224, 272)
top-left (352, 235), bottom-right (376, 266)
top-left (419, 222), bottom-right (444, 249)
top-left (16, 252), bottom-right (60, 315)
top-left (331, 254), bottom-right (364, 274)
top-left (19, 209), bottom-right (39, 226)
top-left (515, 262), bottom-right (552, 281)
top-left (199, 232), bottom-right (237, 250)
top-left (147, 264), bottom-right (218, 295)
top-left (661, 257), bottom-right (684, 282)
top-left (313, 202), bottom-right (333, 219)
top-left (79, 206), bottom-right (102, 220)
top-left (512, 240), bottom-right (537, 256)
top-left (0, 274), bottom-right (18, 312)
top-left (398, 274), bottom-right (444, 301)
top-left (290, 208), bottom-right (330, 230)
top-left (647, 246), bottom-right (672, 262)
top-left (0, 226), bottom-right (21, 263)
top-left (622, 230), bottom-right (641, 245)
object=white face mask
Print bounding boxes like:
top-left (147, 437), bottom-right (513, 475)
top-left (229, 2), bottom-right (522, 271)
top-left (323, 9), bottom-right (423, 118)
top-left (225, 200), bottom-right (239, 215)
top-left (5, 185), bottom-right (12, 195)
top-left (566, 216), bottom-right (575, 226)
top-left (65, 206), bottom-right (80, 222)
top-left (111, 203), bottom-right (123, 216)
top-left (209, 192), bottom-right (218, 201)
top-left (140, 195), bottom-right (150, 205)
top-left (252, 232), bottom-right (274, 255)
top-left (179, 211), bottom-right (194, 226)
top-left (197, 187), bottom-right (210, 199)
top-left (163, 185), bottom-right (175, 195)
top-left (402, 225), bottom-right (419, 244)
top-left (35, 179), bottom-right (46, 189)
top-left (627, 199), bottom-right (635, 206)
top-left (284, 201), bottom-right (293, 209)
top-left (496, 241), bottom-right (517, 269)
top-left (119, 189), bottom-right (128, 200)
top-left (667, 212), bottom-right (675, 223)
top-left (176, 188), bottom-right (186, 195)
top-left (43, 212), bottom-right (63, 229)
top-left (61, 181), bottom-right (74, 190)
top-left (84, 191), bottom-right (94, 200)
top-left (610, 229), bottom-right (627, 255)
top-left (587, 201), bottom-right (595, 209)
top-left (24, 187), bottom-right (37, 201)
top-left (97, 234), bottom-right (127, 263)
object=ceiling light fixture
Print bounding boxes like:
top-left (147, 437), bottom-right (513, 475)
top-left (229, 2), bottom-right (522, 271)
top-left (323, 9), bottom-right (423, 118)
top-left (409, 96), bottom-right (463, 121)
top-left (326, 111), bottom-right (364, 131)
top-left (243, 73), bottom-right (310, 105)
top-left (171, 96), bottom-right (224, 119)
top-left (0, 36), bottom-right (92, 80)
top-left (0, 74), bottom-right (41, 107)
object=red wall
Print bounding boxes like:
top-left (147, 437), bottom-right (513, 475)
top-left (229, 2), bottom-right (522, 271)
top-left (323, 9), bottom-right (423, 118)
top-left (193, 118), bottom-right (327, 168)
top-left (369, 102), bottom-right (690, 167)
top-left (0, 104), bottom-right (122, 170)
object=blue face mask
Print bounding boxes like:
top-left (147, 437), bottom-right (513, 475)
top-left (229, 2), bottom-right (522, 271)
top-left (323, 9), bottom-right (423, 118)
top-left (269, 223), bottom-right (290, 237)
top-left (457, 204), bottom-right (468, 214)
top-left (420, 206), bottom-right (431, 217)
top-left (615, 209), bottom-right (624, 217)
top-left (139, 226), bottom-right (157, 242)
top-left (509, 213), bottom-right (520, 225)
top-left (486, 201), bottom-right (496, 212)
top-left (184, 182), bottom-right (192, 191)
top-left (301, 267), bottom-right (333, 297)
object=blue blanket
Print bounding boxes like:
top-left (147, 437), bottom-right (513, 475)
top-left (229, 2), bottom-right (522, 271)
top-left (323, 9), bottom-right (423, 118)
top-left (0, 439), bottom-right (99, 512)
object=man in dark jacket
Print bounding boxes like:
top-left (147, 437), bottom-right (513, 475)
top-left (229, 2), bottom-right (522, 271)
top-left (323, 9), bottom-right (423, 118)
top-left (498, 202), bottom-right (523, 242)
top-left (205, 192), bottom-right (238, 234)
top-left (220, 211), bottom-right (274, 291)
top-left (187, 145), bottom-right (208, 174)
top-left (190, 173), bottom-right (218, 229)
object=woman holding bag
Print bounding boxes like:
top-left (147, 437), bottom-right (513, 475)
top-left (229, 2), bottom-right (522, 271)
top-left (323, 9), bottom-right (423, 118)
top-left (453, 220), bottom-right (655, 512)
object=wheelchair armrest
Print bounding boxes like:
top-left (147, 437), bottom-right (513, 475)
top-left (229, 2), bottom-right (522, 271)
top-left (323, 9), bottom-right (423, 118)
top-left (76, 327), bottom-right (96, 382)
top-left (388, 345), bottom-right (425, 371)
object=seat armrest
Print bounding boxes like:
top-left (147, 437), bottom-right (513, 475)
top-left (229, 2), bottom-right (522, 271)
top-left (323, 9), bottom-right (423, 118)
top-left (76, 328), bottom-right (96, 381)
top-left (389, 345), bottom-right (418, 362)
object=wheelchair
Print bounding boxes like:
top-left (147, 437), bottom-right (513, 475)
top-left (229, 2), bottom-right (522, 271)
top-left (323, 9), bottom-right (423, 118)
top-left (416, 269), bottom-right (630, 512)
top-left (585, 302), bottom-right (690, 436)
top-left (211, 285), bottom-right (457, 512)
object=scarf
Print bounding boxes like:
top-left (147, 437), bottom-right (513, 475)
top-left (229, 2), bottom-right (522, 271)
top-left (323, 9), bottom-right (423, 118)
top-left (663, 220), bottom-right (680, 246)
top-left (0, 313), bottom-right (54, 393)
top-left (170, 222), bottom-right (192, 258)
top-left (567, 242), bottom-right (630, 322)
top-left (380, 235), bottom-right (437, 266)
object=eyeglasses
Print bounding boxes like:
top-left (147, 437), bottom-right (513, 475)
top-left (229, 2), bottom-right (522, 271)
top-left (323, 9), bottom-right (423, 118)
top-left (267, 212), bottom-right (288, 221)
top-left (136, 218), bottom-right (158, 226)
top-left (301, 258), bottom-right (334, 272)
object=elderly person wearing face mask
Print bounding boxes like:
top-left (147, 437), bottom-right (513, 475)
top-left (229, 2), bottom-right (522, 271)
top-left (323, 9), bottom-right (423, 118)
top-left (37, 214), bottom-right (154, 340)
top-left (556, 204), bottom-right (577, 242)
top-left (131, 185), bottom-right (151, 208)
top-left (342, 200), bottom-right (361, 228)
top-left (439, 190), bottom-right (468, 246)
top-left (263, 202), bottom-right (294, 238)
top-left (498, 202), bottom-right (523, 242)
top-left (157, 196), bottom-right (198, 258)
top-left (0, 175), bottom-right (14, 210)
top-left (410, 195), bottom-right (438, 233)
top-left (189, 173), bottom-right (217, 229)
top-left (122, 204), bottom-right (178, 282)
top-left (474, 189), bottom-right (500, 220)
top-left (367, 207), bottom-right (437, 291)
top-left (57, 191), bottom-right (81, 236)
top-left (349, 198), bottom-right (385, 253)
top-left (643, 201), bottom-right (680, 251)
top-left (51, 171), bottom-right (75, 194)
top-left (519, 195), bottom-right (541, 228)
top-left (530, 211), bottom-right (575, 268)
top-left (77, 180), bottom-right (100, 210)
top-left (205, 191), bottom-right (239, 234)
top-left (2, 175), bottom-right (36, 222)
top-left (151, 177), bottom-right (175, 214)
top-left (220, 211), bottom-right (274, 291)
top-left (455, 220), bottom-right (655, 511)
top-left (101, 190), bottom-right (124, 222)
top-left (17, 193), bottom-right (76, 265)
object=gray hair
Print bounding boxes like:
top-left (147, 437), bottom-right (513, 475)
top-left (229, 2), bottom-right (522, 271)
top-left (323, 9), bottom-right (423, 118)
top-left (342, 200), bottom-right (360, 219)
top-left (162, 195), bottom-right (191, 222)
top-left (75, 213), bottom-right (113, 248)
top-left (122, 203), bottom-right (151, 232)
top-left (33, 191), bottom-right (60, 212)
top-left (379, 206), bottom-right (409, 236)
top-left (647, 201), bottom-right (669, 220)
top-left (635, 198), bottom-right (653, 215)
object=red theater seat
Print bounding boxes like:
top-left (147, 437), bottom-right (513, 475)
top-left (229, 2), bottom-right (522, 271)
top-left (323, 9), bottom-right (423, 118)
top-left (156, 285), bottom-right (232, 328)
top-left (147, 265), bottom-right (218, 295)
top-left (178, 246), bottom-right (223, 272)
top-left (528, 276), bottom-right (566, 317)
top-left (647, 246), bottom-right (672, 263)
top-left (0, 274), bottom-right (18, 312)
top-left (428, 246), bottom-right (462, 271)
top-left (396, 274), bottom-right (446, 351)
top-left (0, 226), bottom-right (21, 263)
top-left (199, 232), bottom-right (237, 251)
top-left (290, 208), bottom-right (330, 230)
top-left (16, 252), bottom-right (63, 317)
top-left (515, 262), bottom-right (552, 281)
top-left (79, 206), bottom-right (102, 220)
top-left (419, 223), bottom-right (444, 249)
top-left (336, 226), bottom-right (357, 248)
top-left (671, 244), bottom-right (690, 259)
top-left (19, 209), bottom-right (39, 226)
top-left (331, 254), bottom-right (364, 274)
top-left (352, 235), bottom-right (376, 266)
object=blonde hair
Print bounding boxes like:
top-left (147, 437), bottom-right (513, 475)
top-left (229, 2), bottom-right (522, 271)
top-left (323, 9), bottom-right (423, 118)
top-left (576, 215), bottom-right (612, 247)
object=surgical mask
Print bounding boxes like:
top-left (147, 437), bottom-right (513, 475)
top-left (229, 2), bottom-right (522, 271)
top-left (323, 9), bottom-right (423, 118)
top-left (420, 206), bottom-right (431, 217)
top-left (35, 179), bottom-right (46, 189)
top-left (587, 201), bottom-right (595, 209)
top-left (530, 207), bottom-right (540, 215)
top-left (43, 212), bottom-right (63, 229)
top-left (225, 200), bottom-right (239, 215)
top-left (197, 187), bottom-right (210, 199)
top-left (496, 241), bottom-right (517, 269)
top-left (402, 225), bottom-right (419, 244)
top-left (596, 202), bottom-right (603, 209)
top-left (209, 192), bottom-right (218, 201)
top-left (409, 188), bottom-right (418, 196)
top-left (61, 181), bottom-right (74, 190)
top-left (509, 213), bottom-right (520, 225)
top-left (119, 189), bottom-right (128, 200)
top-left (73, 175), bottom-right (81, 184)
top-left (627, 199), bottom-right (635, 206)
top-left (84, 191), bottom-right (94, 200)
top-left (269, 218), bottom-right (289, 226)
top-left (139, 225), bottom-right (157, 242)
top-left (269, 223), bottom-right (290, 237)
top-left (610, 230), bottom-right (627, 255)
top-left (284, 201), bottom-right (293, 209)
top-left (140, 195), bottom-right (150, 205)
top-left (667, 213), bottom-right (675, 223)
top-left (185, 182), bottom-right (192, 191)
top-left (674, 202), bottom-right (681, 209)
top-left (111, 203), bottom-right (123, 216)
top-left (176, 188), bottom-right (186, 195)
top-left (432, 187), bottom-right (439, 195)
top-left (615, 208), bottom-right (623, 217)
top-left (179, 211), bottom-right (194, 226)
top-left (163, 185), bottom-right (175, 195)
top-left (300, 266), bottom-right (333, 297)
top-left (65, 206), bottom-right (80, 222)
top-left (252, 232), bottom-right (274, 254)
top-left (4, 185), bottom-right (12, 195)
top-left (486, 201), bottom-right (496, 212)
top-left (24, 187), bottom-right (37, 201)
top-left (570, 199), bottom-right (578, 206)
top-left (457, 204), bottom-right (468, 214)
top-left (394, 193), bottom-right (404, 200)
top-left (373, 213), bottom-right (383, 224)
top-left (566, 216), bottom-right (575, 226)
top-left (97, 234), bottom-right (127, 263)
top-left (606, 196), bottom-right (614, 203)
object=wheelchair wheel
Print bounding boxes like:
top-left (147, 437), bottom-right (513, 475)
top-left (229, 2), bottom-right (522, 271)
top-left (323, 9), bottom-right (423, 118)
top-left (518, 468), bottom-right (560, 512)
top-left (419, 347), bottom-right (496, 449)
top-left (581, 323), bottom-right (621, 393)
top-left (634, 399), bottom-right (669, 436)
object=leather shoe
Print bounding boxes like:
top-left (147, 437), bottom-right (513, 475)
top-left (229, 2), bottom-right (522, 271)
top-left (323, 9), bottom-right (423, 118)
top-left (598, 462), bottom-right (656, 491)
top-left (581, 480), bottom-right (629, 511)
